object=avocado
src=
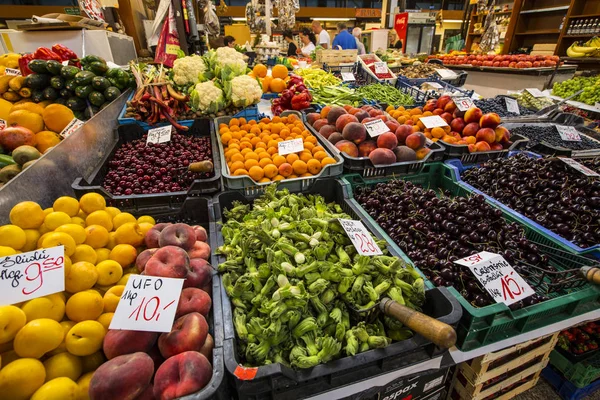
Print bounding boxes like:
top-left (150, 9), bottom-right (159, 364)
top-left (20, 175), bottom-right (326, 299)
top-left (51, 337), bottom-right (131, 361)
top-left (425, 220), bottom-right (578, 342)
top-left (12, 145), bottom-right (41, 166)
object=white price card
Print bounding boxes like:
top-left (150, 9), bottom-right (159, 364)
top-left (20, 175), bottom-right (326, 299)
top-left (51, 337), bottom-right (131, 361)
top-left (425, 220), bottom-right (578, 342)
top-left (60, 118), bottom-right (84, 139)
top-left (338, 219), bottom-right (382, 256)
top-left (4, 68), bottom-right (21, 76)
top-left (454, 251), bottom-right (535, 306)
top-left (278, 138), bottom-right (304, 155)
top-left (419, 115), bottom-right (448, 129)
top-left (423, 82), bottom-right (443, 89)
top-left (364, 119), bottom-right (390, 137)
top-left (556, 125), bottom-right (581, 142)
top-left (436, 68), bottom-right (457, 79)
top-left (525, 88), bottom-right (544, 98)
top-left (595, 102), bottom-right (600, 111)
top-left (0, 119), bottom-right (6, 131)
top-left (110, 275), bottom-right (184, 332)
top-left (505, 97), bottom-right (520, 115)
top-left (147, 125), bottom-right (172, 145)
top-left (471, 92), bottom-right (481, 100)
top-left (61, 60), bottom-right (69, 66)
top-left (453, 96), bottom-right (474, 112)
top-left (560, 158), bottom-right (600, 177)
top-left (341, 72), bottom-right (355, 81)
top-left (374, 62), bottom-right (388, 74)
top-left (0, 246), bottom-right (65, 306)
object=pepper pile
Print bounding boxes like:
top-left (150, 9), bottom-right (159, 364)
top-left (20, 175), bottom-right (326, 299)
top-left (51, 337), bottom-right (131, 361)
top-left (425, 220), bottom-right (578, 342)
top-left (18, 45), bottom-right (79, 75)
top-left (271, 75), bottom-right (312, 115)
top-left (558, 323), bottom-right (600, 356)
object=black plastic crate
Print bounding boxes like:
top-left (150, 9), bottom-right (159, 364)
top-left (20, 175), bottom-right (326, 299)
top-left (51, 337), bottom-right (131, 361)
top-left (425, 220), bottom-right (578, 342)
top-left (440, 133), bottom-right (529, 164)
top-left (444, 71), bottom-right (468, 87)
top-left (72, 119), bottom-right (221, 213)
top-left (213, 178), bottom-right (462, 400)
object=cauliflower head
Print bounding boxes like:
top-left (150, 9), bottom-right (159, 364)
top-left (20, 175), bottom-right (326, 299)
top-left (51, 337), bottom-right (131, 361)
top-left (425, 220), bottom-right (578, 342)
top-left (190, 80), bottom-right (227, 113)
top-left (172, 54), bottom-right (207, 86)
top-left (213, 47), bottom-right (247, 80)
top-left (229, 75), bottom-right (263, 108)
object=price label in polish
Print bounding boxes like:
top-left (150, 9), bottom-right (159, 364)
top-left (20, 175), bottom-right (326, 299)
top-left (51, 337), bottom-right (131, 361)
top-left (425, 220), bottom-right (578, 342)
top-left (560, 158), bottom-right (600, 177)
top-left (341, 72), bottom-right (355, 81)
top-left (364, 119), bottom-right (390, 137)
top-left (455, 251), bottom-right (535, 306)
top-left (0, 246), bottom-right (65, 306)
top-left (556, 125), bottom-right (581, 142)
top-left (4, 68), bottom-right (21, 76)
top-left (110, 275), bottom-right (184, 332)
top-left (147, 125), bottom-right (172, 145)
top-left (278, 138), bottom-right (304, 155)
top-left (419, 115), bottom-right (448, 129)
top-left (374, 62), bottom-right (388, 74)
top-left (436, 68), bottom-right (457, 78)
top-left (453, 96), bottom-right (474, 112)
top-left (60, 118), bottom-right (84, 139)
top-left (505, 97), bottom-right (520, 115)
top-left (338, 219), bottom-right (382, 256)
top-left (525, 88), bottom-right (544, 98)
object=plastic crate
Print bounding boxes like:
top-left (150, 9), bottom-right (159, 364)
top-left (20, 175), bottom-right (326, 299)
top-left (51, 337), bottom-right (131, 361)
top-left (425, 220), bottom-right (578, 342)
top-left (213, 178), bottom-right (462, 400)
top-left (394, 79), bottom-right (430, 105)
top-left (340, 166), bottom-right (600, 351)
top-left (396, 76), bottom-right (474, 98)
top-left (550, 350), bottom-right (600, 388)
top-left (444, 152), bottom-right (600, 259)
top-left (438, 133), bottom-right (529, 164)
top-left (542, 366), bottom-right (600, 400)
top-left (444, 70), bottom-right (468, 87)
top-left (356, 60), bottom-right (397, 86)
top-left (301, 109), bottom-right (446, 177)
top-left (214, 110), bottom-right (343, 196)
top-left (72, 119), bottom-right (221, 213)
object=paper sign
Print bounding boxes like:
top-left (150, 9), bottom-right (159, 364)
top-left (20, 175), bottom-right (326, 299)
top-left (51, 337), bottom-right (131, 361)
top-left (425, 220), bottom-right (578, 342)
top-left (278, 138), bottom-right (304, 155)
top-left (0, 246), bottom-right (65, 306)
top-left (62, 60), bottom-right (69, 66)
top-left (453, 97), bottom-right (474, 112)
top-left (60, 118), bottom-right (84, 139)
top-left (374, 62), bottom-right (387, 74)
top-left (147, 125), bottom-right (172, 145)
top-left (423, 82), bottom-right (443, 89)
top-left (526, 88), bottom-right (544, 98)
top-left (436, 68), bottom-right (457, 78)
top-left (0, 119), bottom-right (6, 131)
top-left (419, 115), bottom-right (448, 129)
top-left (560, 158), bottom-right (600, 177)
top-left (338, 219), bottom-right (382, 256)
top-left (505, 97), bottom-right (520, 115)
top-left (364, 119), bottom-right (390, 137)
top-left (110, 275), bottom-right (184, 332)
top-left (556, 125), bottom-right (581, 142)
top-left (455, 251), bottom-right (535, 306)
top-left (595, 102), bottom-right (600, 111)
top-left (471, 92), bottom-right (481, 100)
top-left (341, 72), bottom-right (355, 81)
top-left (4, 68), bottom-right (21, 76)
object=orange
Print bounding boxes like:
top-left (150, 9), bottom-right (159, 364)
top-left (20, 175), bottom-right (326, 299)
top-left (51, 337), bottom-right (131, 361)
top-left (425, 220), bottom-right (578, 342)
top-left (230, 161), bottom-right (245, 172)
top-left (273, 155), bottom-right (286, 167)
top-left (253, 64), bottom-right (268, 78)
top-left (259, 158), bottom-right (273, 168)
top-left (244, 159), bottom-right (259, 170)
top-left (286, 154), bottom-right (299, 164)
top-left (321, 157), bottom-right (336, 167)
top-left (233, 169), bottom-right (248, 176)
top-left (272, 65), bottom-right (288, 79)
top-left (263, 164), bottom-right (278, 178)
top-left (307, 159), bottom-right (322, 175)
top-left (313, 151), bottom-right (328, 161)
top-left (292, 160), bottom-right (307, 175)
top-left (299, 151), bottom-right (313, 162)
top-left (229, 118), bottom-right (240, 126)
top-left (273, 175), bottom-right (285, 181)
top-left (248, 166), bottom-right (265, 182)
top-left (270, 78), bottom-right (286, 93)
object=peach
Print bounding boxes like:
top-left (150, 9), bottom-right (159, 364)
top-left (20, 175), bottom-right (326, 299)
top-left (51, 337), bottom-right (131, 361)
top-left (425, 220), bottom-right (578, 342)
top-left (354, 110), bottom-right (370, 122)
top-left (462, 122), bottom-right (480, 137)
top-left (278, 162), bottom-right (293, 176)
top-left (148, 345), bottom-right (165, 375)
top-left (490, 143), bottom-right (504, 151)
top-left (136, 248), bottom-right (157, 273)
top-left (319, 125), bottom-right (337, 139)
top-left (191, 226), bottom-right (208, 242)
top-left (145, 246), bottom-right (190, 279)
top-left (369, 148), bottom-right (397, 165)
top-left (335, 140), bottom-right (359, 157)
top-left (103, 330), bottom-right (158, 360)
top-left (440, 112), bottom-right (453, 124)
top-left (376, 132), bottom-right (398, 150)
top-left (405, 132), bottom-right (426, 150)
top-left (494, 126), bottom-right (510, 144)
top-left (464, 107), bottom-right (483, 124)
top-left (89, 352), bottom-right (154, 400)
top-left (437, 95), bottom-right (451, 110)
top-left (479, 113), bottom-right (501, 129)
top-left (188, 241), bottom-right (211, 261)
top-left (185, 258), bottom-right (213, 289)
top-left (342, 122), bottom-right (367, 144)
top-left (313, 119), bottom-right (329, 132)
top-left (159, 223), bottom-right (196, 250)
top-left (423, 101), bottom-right (437, 112)
top-left (328, 132), bottom-right (343, 145)
top-left (395, 125), bottom-right (413, 145)
top-left (362, 117), bottom-right (376, 124)
top-left (476, 128), bottom-right (496, 144)
top-left (153, 351), bottom-right (212, 400)
top-left (158, 312), bottom-right (208, 359)
top-left (474, 141), bottom-right (492, 152)
top-left (335, 114), bottom-right (358, 132)
top-left (393, 146), bottom-right (417, 162)
top-left (368, 109), bottom-right (383, 117)
top-left (468, 143), bottom-right (476, 153)
top-left (176, 288), bottom-right (211, 318)
top-left (450, 118), bottom-right (466, 134)
top-left (137, 384), bottom-right (155, 400)
top-left (326, 106), bottom-right (347, 125)
top-left (306, 113), bottom-right (321, 126)
top-left (453, 109), bottom-right (465, 119)
top-left (145, 223), bottom-right (170, 248)
top-left (358, 140), bottom-right (377, 157)
top-left (348, 107), bottom-right (361, 115)
top-left (200, 333), bottom-right (214, 361)
top-left (444, 100), bottom-right (457, 113)
top-left (385, 120), bottom-right (400, 133)
top-left (432, 108), bottom-right (444, 116)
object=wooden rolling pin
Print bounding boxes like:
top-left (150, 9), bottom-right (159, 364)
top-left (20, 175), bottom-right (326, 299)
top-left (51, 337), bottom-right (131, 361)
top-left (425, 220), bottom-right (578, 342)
top-left (187, 160), bottom-right (214, 174)
top-left (581, 267), bottom-right (600, 285)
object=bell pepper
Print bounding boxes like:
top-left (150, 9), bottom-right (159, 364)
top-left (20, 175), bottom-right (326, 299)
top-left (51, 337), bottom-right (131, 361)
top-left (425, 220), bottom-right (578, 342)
top-left (18, 54), bottom-right (34, 76)
top-left (51, 44), bottom-right (78, 61)
top-left (291, 92), bottom-right (312, 111)
top-left (33, 47), bottom-right (62, 62)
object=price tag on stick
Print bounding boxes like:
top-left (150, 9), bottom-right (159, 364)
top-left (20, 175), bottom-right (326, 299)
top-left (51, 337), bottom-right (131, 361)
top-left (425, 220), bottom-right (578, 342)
top-left (560, 158), bottom-right (600, 177)
top-left (364, 119), bottom-right (391, 137)
top-left (338, 219), bottom-right (382, 256)
top-left (556, 125), bottom-right (581, 142)
top-left (110, 275), bottom-right (184, 332)
top-left (453, 96), bottom-right (474, 112)
top-left (147, 125), bottom-right (173, 145)
top-left (341, 72), bottom-right (355, 81)
top-left (454, 251), bottom-right (535, 306)
top-left (60, 118), bottom-right (84, 139)
top-left (278, 138), bottom-right (304, 155)
top-left (374, 62), bottom-right (387, 74)
top-left (0, 246), bottom-right (65, 306)
top-left (505, 97), bottom-right (520, 115)
top-left (419, 115), bottom-right (448, 129)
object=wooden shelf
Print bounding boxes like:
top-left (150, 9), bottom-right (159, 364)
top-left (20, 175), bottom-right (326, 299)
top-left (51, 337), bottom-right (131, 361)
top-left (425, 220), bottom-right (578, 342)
top-left (514, 29), bottom-right (561, 35)
top-left (563, 34), bottom-right (600, 38)
top-left (569, 13), bottom-right (600, 19)
top-left (520, 5), bottom-right (570, 14)
top-left (468, 32), bottom-right (483, 36)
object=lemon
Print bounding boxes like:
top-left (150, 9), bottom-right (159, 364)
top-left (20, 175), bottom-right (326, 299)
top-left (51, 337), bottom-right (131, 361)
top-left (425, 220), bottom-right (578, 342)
top-left (104, 207), bottom-right (121, 218)
top-left (70, 244), bottom-right (97, 264)
top-left (102, 285), bottom-right (124, 313)
top-left (0, 358), bottom-right (46, 400)
top-left (106, 232), bottom-right (118, 250)
top-left (65, 321), bottom-right (105, 356)
top-left (118, 273), bottom-right (132, 286)
top-left (0, 246), bottom-right (17, 257)
top-left (38, 223), bottom-right (51, 234)
top-left (95, 260), bottom-right (123, 286)
top-left (43, 208), bottom-right (54, 216)
top-left (9, 201), bottom-right (45, 229)
top-left (65, 290), bottom-right (103, 322)
top-left (0, 225), bottom-right (26, 250)
top-left (31, 377), bottom-right (78, 400)
top-left (81, 352), bottom-right (105, 373)
top-left (83, 225), bottom-right (109, 249)
top-left (41, 232), bottom-right (76, 256)
top-left (109, 244), bottom-right (137, 268)
top-left (55, 224), bottom-right (87, 245)
top-left (53, 197), bottom-right (80, 217)
top-left (14, 319), bottom-right (64, 358)
top-left (94, 248), bottom-right (111, 263)
top-left (85, 210), bottom-right (113, 231)
top-left (114, 222), bottom-right (144, 247)
top-left (113, 213), bottom-right (136, 231)
top-left (0, 306), bottom-right (26, 344)
top-left (70, 217), bottom-right (86, 228)
top-left (76, 210), bottom-right (87, 220)
top-left (137, 215), bottom-right (156, 225)
top-left (65, 262), bottom-right (98, 293)
top-left (76, 372), bottom-right (94, 399)
top-left (20, 293), bottom-right (65, 322)
top-left (43, 352), bottom-right (82, 381)
top-left (22, 229), bottom-right (41, 252)
top-left (96, 312), bottom-right (114, 330)
top-left (138, 222), bottom-right (154, 238)
top-left (44, 212), bottom-right (72, 231)
top-left (79, 193), bottom-right (105, 215)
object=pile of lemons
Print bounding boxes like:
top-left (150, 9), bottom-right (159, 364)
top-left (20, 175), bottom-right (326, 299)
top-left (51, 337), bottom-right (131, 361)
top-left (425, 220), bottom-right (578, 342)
top-left (0, 193), bottom-right (155, 400)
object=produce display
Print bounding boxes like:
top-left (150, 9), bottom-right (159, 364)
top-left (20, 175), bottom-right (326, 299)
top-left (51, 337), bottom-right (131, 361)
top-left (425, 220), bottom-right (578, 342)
top-left (474, 96), bottom-right (535, 117)
top-left (462, 155), bottom-right (600, 248)
top-left (508, 125), bottom-right (600, 151)
top-left (565, 37), bottom-right (600, 58)
top-left (311, 85), bottom-right (363, 107)
top-left (397, 64), bottom-right (451, 79)
top-left (250, 63), bottom-right (293, 95)
top-left (558, 323), bottom-right (600, 356)
top-left (309, 83), bottom-right (414, 108)
top-left (552, 75), bottom-right (600, 106)
top-left (296, 68), bottom-right (341, 89)
top-left (270, 75), bottom-right (312, 115)
top-left (509, 91), bottom-right (555, 112)
top-left (433, 53), bottom-right (560, 68)
top-left (217, 186), bottom-right (425, 367)
top-left (360, 55), bottom-right (395, 80)
top-left (329, 69), bottom-right (368, 87)
top-left (356, 84), bottom-right (414, 106)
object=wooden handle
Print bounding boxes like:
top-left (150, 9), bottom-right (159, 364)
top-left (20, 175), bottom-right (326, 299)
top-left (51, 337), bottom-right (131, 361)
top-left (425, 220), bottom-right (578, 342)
top-left (581, 267), bottom-right (600, 285)
top-left (380, 297), bottom-right (457, 349)
top-left (188, 160), bottom-right (214, 173)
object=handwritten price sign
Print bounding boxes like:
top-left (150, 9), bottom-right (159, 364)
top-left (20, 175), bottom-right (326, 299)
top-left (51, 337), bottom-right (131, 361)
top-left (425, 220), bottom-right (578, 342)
top-left (4, 68), bottom-right (21, 76)
top-left (338, 219), bottom-right (382, 256)
top-left (455, 251), bottom-right (535, 306)
top-left (0, 119), bottom-right (6, 131)
top-left (504, 97), bottom-right (520, 115)
top-left (374, 62), bottom-right (388, 74)
top-left (60, 118), bottom-right (84, 139)
top-left (110, 275), bottom-right (183, 332)
top-left (560, 158), bottom-right (600, 177)
top-left (147, 125), bottom-right (173, 145)
top-left (453, 96), bottom-right (474, 112)
top-left (278, 138), bottom-right (304, 156)
top-left (0, 246), bottom-right (65, 306)
top-left (556, 126), bottom-right (581, 142)
top-left (364, 119), bottom-right (390, 138)
top-left (341, 72), bottom-right (356, 81)
top-left (419, 115), bottom-right (448, 129)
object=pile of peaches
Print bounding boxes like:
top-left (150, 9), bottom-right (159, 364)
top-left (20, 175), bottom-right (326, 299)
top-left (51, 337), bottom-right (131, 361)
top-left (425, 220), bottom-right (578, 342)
top-left (387, 95), bottom-right (513, 153)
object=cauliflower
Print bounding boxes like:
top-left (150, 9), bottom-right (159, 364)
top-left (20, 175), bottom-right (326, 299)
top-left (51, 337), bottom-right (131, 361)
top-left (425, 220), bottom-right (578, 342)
top-left (172, 55), bottom-right (207, 86)
top-left (212, 47), bottom-right (247, 80)
top-left (189, 80), bottom-right (227, 113)
top-left (227, 75), bottom-right (263, 108)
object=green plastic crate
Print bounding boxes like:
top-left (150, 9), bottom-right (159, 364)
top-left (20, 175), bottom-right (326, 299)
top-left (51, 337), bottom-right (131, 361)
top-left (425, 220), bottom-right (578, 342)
top-left (340, 163), bottom-right (600, 351)
top-left (550, 349), bottom-right (600, 388)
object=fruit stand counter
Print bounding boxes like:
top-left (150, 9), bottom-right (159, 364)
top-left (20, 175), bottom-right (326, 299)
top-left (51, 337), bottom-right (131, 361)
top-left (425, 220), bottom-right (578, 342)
top-left (442, 65), bottom-right (577, 98)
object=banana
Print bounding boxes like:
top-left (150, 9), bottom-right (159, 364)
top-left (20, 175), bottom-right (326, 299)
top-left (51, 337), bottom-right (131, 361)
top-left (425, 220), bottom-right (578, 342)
top-left (0, 75), bottom-right (13, 94)
top-left (8, 76), bottom-right (25, 92)
top-left (572, 45), bottom-right (600, 54)
top-left (567, 44), bottom-right (587, 57)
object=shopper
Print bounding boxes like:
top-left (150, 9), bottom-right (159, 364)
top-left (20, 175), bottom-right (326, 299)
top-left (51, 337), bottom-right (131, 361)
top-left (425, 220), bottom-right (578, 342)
top-left (297, 28), bottom-right (316, 57)
top-left (312, 20), bottom-right (330, 49)
top-left (224, 35), bottom-right (236, 48)
top-left (390, 31), bottom-right (403, 50)
top-left (352, 27), bottom-right (366, 55)
top-left (283, 30), bottom-right (298, 57)
top-left (332, 23), bottom-right (357, 50)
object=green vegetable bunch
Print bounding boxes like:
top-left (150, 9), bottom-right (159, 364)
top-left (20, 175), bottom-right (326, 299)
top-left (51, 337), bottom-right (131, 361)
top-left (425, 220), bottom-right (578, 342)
top-left (296, 68), bottom-right (341, 89)
top-left (217, 186), bottom-right (426, 368)
top-left (356, 84), bottom-right (415, 106)
top-left (311, 85), bottom-right (362, 107)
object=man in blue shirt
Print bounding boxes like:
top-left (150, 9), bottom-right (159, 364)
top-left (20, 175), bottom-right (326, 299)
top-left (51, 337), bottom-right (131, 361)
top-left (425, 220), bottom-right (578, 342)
top-left (332, 23), bottom-right (358, 50)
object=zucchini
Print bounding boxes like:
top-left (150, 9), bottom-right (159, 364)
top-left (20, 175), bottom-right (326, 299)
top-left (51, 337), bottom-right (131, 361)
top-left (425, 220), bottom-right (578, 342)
top-left (45, 60), bottom-right (63, 75)
top-left (74, 71), bottom-right (95, 86)
top-left (60, 66), bottom-right (80, 80)
top-left (50, 76), bottom-right (65, 90)
top-left (28, 60), bottom-right (49, 74)
top-left (75, 85), bottom-right (93, 99)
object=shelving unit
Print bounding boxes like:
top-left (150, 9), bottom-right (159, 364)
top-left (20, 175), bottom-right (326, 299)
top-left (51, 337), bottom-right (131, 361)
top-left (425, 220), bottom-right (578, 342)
top-left (556, 0), bottom-right (600, 56)
top-left (464, 0), bottom-right (515, 53)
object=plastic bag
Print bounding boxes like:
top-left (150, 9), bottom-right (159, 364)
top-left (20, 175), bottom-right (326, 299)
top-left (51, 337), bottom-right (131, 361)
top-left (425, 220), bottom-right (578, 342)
top-left (202, 0), bottom-right (220, 36)
top-left (154, 5), bottom-right (180, 68)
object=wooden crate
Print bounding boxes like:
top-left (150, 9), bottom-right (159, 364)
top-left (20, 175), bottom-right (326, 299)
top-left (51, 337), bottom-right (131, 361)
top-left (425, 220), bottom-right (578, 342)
top-left (448, 368), bottom-right (543, 400)
top-left (315, 50), bottom-right (358, 66)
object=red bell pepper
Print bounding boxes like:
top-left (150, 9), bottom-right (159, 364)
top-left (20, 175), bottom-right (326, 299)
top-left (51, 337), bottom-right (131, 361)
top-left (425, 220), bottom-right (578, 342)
top-left (291, 92), bottom-right (312, 111)
top-left (18, 54), bottom-right (34, 76)
top-left (51, 44), bottom-right (78, 61)
top-left (33, 47), bottom-right (62, 62)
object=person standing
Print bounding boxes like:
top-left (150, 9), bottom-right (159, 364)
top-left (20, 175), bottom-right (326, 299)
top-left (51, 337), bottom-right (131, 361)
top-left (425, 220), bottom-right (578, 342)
top-left (283, 30), bottom-right (297, 57)
top-left (352, 27), bottom-right (366, 55)
top-left (311, 21), bottom-right (330, 49)
top-left (331, 23), bottom-right (357, 50)
top-left (224, 36), bottom-right (236, 48)
top-left (297, 28), bottom-right (316, 57)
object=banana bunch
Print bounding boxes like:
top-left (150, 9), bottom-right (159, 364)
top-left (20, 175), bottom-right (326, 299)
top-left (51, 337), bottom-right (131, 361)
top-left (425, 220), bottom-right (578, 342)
top-left (566, 37), bottom-right (600, 57)
top-left (0, 53), bottom-right (21, 74)
top-left (0, 75), bottom-right (29, 102)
